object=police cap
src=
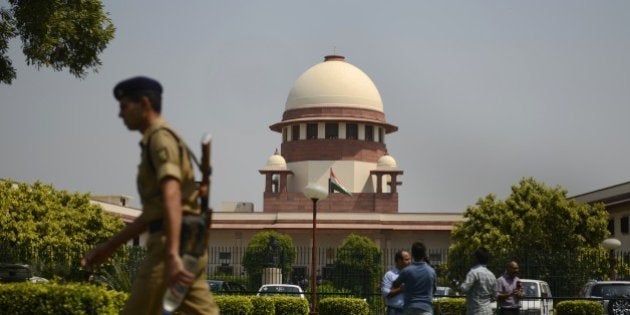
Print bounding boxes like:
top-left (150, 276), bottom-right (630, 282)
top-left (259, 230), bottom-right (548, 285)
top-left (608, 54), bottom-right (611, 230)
top-left (113, 76), bottom-right (163, 100)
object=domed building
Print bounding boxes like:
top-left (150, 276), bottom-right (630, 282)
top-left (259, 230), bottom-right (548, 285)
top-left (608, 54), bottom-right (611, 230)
top-left (205, 56), bottom-right (463, 275)
top-left (261, 55), bottom-right (404, 213)
top-left (95, 55), bottom-right (465, 278)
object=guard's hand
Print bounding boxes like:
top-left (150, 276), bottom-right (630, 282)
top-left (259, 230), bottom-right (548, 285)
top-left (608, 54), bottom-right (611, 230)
top-left (81, 242), bottom-right (114, 269)
top-left (167, 254), bottom-right (195, 288)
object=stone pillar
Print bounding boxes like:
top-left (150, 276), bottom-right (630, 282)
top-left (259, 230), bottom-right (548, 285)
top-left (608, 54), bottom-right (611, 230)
top-left (262, 267), bottom-right (282, 285)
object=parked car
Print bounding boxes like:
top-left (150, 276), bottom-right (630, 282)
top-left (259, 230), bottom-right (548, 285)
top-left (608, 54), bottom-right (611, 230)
top-left (0, 263), bottom-right (48, 284)
top-left (207, 280), bottom-right (247, 293)
top-left (580, 280), bottom-right (630, 315)
top-left (434, 286), bottom-right (457, 299)
top-left (492, 279), bottom-right (553, 315)
top-left (257, 284), bottom-right (305, 299)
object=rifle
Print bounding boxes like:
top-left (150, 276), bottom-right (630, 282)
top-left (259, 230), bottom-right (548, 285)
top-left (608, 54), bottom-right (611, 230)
top-left (200, 133), bottom-right (212, 232)
top-left (163, 133), bottom-right (212, 313)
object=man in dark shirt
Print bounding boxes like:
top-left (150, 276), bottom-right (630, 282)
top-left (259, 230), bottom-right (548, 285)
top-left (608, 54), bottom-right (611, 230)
top-left (392, 242), bottom-right (437, 315)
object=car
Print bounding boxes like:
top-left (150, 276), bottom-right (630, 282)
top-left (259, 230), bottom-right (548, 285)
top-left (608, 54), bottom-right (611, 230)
top-left (434, 286), bottom-right (457, 299)
top-left (492, 279), bottom-right (553, 315)
top-left (207, 280), bottom-right (247, 293)
top-left (0, 263), bottom-right (49, 284)
top-left (579, 280), bottom-right (630, 315)
top-left (257, 284), bottom-right (305, 299)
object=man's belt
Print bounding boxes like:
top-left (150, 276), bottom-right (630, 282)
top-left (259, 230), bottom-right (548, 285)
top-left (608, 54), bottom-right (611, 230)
top-left (147, 213), bottom-right (199, 234)
top-left (148, 219), bottom-right (164, 233)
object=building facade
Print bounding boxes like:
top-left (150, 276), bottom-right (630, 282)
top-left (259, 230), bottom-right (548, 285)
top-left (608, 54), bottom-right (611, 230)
top-left (96, 55), bottom-right (466, 276)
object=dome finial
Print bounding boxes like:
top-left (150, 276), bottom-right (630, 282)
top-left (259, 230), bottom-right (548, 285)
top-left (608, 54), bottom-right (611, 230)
top-left (324, 55), bottom-right (345, 62)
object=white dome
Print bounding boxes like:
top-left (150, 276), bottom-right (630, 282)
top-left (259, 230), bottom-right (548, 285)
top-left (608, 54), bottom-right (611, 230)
top-left (285, 55), bottom-right (383, 112)
top-left (265, 153), bottom-right (287, 170)
top-left (377, 155), bottom-right (398, 169)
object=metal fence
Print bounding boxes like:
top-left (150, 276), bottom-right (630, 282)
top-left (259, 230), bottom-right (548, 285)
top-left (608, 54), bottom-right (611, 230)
top-left (4, 243), bottom-right (630, 314)
top-left (206, 246), bottom-right (450, 289)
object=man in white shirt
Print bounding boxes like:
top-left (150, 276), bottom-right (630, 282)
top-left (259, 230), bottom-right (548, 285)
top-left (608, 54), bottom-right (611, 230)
top-left (381, 250), bottom-right (411, 315)
top-left (460, 247), bottom-right (497, 315)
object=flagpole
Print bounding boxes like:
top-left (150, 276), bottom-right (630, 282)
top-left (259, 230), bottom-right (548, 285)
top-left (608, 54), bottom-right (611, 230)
top-left (328, 169), bottom-right (332, 212)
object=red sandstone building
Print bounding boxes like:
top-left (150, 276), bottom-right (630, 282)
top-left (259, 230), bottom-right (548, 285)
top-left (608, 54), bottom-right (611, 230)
top-left (208, 55), bottom-right (464, 264)
top-left (94, 55), bottom-right (466, 274)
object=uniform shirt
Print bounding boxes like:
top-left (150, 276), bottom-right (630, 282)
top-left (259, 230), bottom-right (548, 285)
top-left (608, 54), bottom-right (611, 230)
top-left (496, 273), bottom-right (520, 309)
top-left (394, 261), bottom-right (436, 313)
top-left (460, 264), bottom-right (497, 315)
top-left (381, 267), bottom-right (404, 309)
top-left (137, 117), bottom-right (199, 222)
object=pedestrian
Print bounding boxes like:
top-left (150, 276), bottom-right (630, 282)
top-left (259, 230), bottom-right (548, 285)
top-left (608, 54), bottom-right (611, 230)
top-left (460, 247), bottom-right (497, 315)
top-left (81, 76), bottom-right (218, 314)
top-left (392, 242), bottom-right (437, 315)
top-left (496, 260), bottom-right (524, 315)
top-left (382, 250), bottom-right (412, 315)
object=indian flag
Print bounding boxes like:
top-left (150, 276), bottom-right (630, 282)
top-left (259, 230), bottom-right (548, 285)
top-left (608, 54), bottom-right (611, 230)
top-left (329, 169), bottom-right (352, 196)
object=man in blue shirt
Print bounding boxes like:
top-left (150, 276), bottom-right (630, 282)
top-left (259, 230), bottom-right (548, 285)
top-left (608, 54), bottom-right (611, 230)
top-left (382, 250), bottom-right (412, 314)
top-left (393, 242), bottom-right (437, 315)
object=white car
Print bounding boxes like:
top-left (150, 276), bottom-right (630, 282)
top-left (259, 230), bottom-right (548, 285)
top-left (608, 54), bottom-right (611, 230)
top-left (257, 284), bottom-right (305, 299)
top-left (579, 280), bottom-right (630, 315)
top-left (492, 279), bottom-right (553, 315)
top-left (434, 286), bottom-right (457, 299)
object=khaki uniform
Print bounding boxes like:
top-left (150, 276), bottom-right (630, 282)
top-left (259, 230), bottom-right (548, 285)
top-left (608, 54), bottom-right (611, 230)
top-left (123, 117), bottom-right (218, 315)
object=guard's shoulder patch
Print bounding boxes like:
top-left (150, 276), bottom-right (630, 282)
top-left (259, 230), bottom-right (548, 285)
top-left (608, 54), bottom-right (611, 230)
top-left (157, 147), bottom-right (169, 163)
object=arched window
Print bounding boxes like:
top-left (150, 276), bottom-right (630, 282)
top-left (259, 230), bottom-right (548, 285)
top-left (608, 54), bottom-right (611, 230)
top-left (325, 123), bottom-right (338, 139)
top-left (292, 124), bottom-right (300, 141)
top-left (346, 123), bottom-right (358, 140)
top-left (307, 123), bottom-right (318, 139)
top-left (365, 125), bottom-right (374, 141)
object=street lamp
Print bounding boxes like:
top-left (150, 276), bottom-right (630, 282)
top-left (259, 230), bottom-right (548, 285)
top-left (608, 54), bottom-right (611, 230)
top-left (602, 238), bottom-right (621, 280)
top-left (303, 183), bottom-right (328, 315)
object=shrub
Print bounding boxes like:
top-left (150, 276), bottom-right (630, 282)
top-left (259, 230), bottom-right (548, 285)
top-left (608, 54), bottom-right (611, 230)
top-left (0, 282), bottom-right (126, 314)
top-left (555, 300), bottom-right (604, 315)
top-left (273, 296), bottom-right (308, 315)
top-left (434, 297), bottom-right (466, 315)
top-left (214, 295), bottom-right (254, 315)
top-left (250, 296), bottom-right (275, 315)
top-left (319, 297), bottom-right (369, 315)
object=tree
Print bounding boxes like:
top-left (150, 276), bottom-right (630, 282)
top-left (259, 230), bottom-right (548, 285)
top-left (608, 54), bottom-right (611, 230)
top-left (0, 180), bottom-right (124, 280)
top-left (0, 0), bottom-right (114, 84)
top-left (447, 177), bottom-right (609, 296)
top-left (332, 233), bottom-right (382, 296)
top-left (242, 230), bottom-right (297, 290)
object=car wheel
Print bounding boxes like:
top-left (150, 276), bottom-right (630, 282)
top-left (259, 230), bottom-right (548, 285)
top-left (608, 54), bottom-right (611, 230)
top-left (608, 299), bottom-right (630, 315)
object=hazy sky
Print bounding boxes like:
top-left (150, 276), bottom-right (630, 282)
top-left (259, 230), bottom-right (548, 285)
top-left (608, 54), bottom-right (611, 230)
top-left (2, 1), bottom-right (629, 213)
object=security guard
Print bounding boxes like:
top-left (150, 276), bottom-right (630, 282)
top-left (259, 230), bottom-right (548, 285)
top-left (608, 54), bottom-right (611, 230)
top-left (81, 76), bottom-right (218, 314)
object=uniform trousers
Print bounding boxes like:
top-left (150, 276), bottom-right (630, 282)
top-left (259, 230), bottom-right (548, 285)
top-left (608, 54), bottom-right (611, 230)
top-left (498, 307), bottom-right (520, 315)
top-left (387, 306), bottom-right (405, 315)
top-left (122, 232), bottom-right (219, 315)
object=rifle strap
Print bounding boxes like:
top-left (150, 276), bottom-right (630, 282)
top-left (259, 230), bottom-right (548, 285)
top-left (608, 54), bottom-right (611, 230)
top-left (146, 127), bottom-right (208, 217)
top-left (146, 127), bottom-right (202, 174)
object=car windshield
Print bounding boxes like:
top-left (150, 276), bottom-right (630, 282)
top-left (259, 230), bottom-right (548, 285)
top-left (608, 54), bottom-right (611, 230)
top-left (521, 281), bottom-right (539, 297)
top-left (592, 284), bottom-right (630, 299)
top-left (435, 288), bottom-right (450, 295)
top-left (260, 286), bottom-right (300, 294)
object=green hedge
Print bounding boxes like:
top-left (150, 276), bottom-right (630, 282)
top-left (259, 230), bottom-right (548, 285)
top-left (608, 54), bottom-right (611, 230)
top-left (0, 284), bottom-right (378, 315)
top-left (319, 297), bottom-right (369, 315)
top-left (273, 296), bottom-right (309, 315)
top-left (434, 297), bottom-right (466, 315)
top-left (555, 300), bottom-right (604, 315)
top-left (214, 295), bottom-right (308, 315)
top-left (214, 295), bottom-right (254, 314)
top-left (250, 296), bottom-right (275, 315)
top-left (0, 282), bottom-right (127, 314)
